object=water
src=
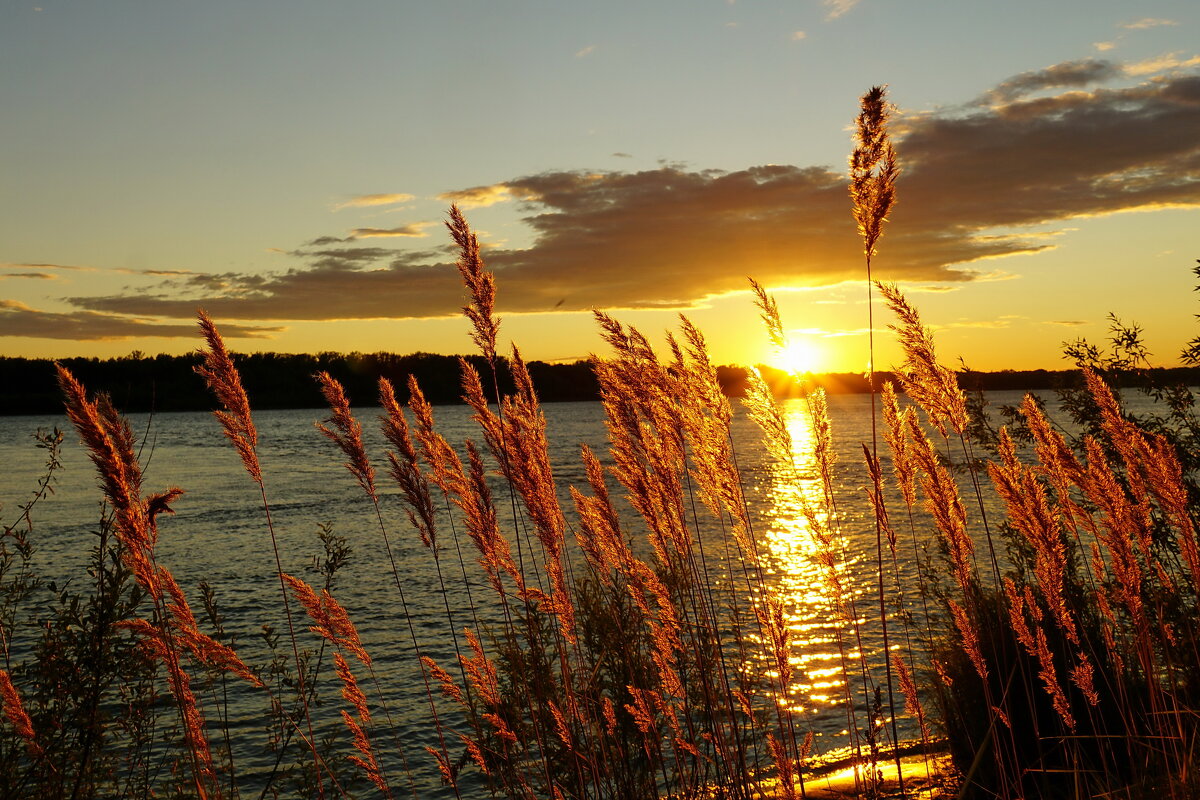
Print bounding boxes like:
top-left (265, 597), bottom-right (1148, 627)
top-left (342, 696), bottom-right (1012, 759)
top-left (0, 389), bottom-right (1174, 794)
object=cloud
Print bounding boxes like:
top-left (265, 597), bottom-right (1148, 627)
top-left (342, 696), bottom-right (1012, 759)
top-left (981, 58), bottom-right (1122, 104)
top-left (823, 0), bottom-right (860, 19)
top-left (791, 30), bottom-right (807, 41)
top-left (3, 262), bottom-right (209, 280)
top-left (332, 193), bottom-right (415, 211)
top-left (1094, 42), bottom-right (1117, 52)
top-left (1047, 320), bottom-right (1089, 327)
top-left (64, 66), bottom-right (1200, 325)
top-left (900, 72), bottom-right (1200, 230)
top-left (1125, 53), bottom-right (1200, 76)
top-left (138, 268), bottom-right (205, 276)
top-left (438, 184), bottom-right (525, 209)
top-left (612, 152), bottom-right (633, 159)
top-left (0, 300), bottom-right (282, 340)
top-left (943, 317), bottom-right (1017, 330)
top-left (3, 261), bottom-right (94, 272)
top-left (816, 327), bottom-right (872, 338)
top-left (0, 271), bottom-right (56, 281)
top-left (107, 267), bottom-right (208, 277)
top-left (575, 45), bottom-right (597, 58)
top-left (350, 223), bottom-right (435, 239)
top-left (1121, 18), bottom-right (1178, 30)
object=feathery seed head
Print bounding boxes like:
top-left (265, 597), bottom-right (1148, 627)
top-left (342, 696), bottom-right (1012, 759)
top-left (447, 204), bottom-right (500, 362)
top-left (0, 670), bottom-right (40, 757)
top-left (850, 85), bottom-right (900, 259)
top-left (878, 281), bottom-right (968, 435)
top-left (749, 277), bottom-right (787, 352)
top-left (195, 311), bottom-right (262, 484)
top-left (315, 371), bottom-right (376, 499)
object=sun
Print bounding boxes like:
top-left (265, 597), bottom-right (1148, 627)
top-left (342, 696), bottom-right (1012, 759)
top-left (773, 338), bottom-right (824, 375)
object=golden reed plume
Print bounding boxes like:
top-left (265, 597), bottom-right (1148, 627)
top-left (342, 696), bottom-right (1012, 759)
top-left (315, 371), bottom-right (377, 500)
top-left (447, 204), bottom-right (500, 363)
top-left (850, 85), bottom-right (899, 260)
top-left (195, 311), bottom-right (262, 484)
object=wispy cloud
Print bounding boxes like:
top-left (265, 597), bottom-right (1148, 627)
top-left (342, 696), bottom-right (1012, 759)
top-left (816, 327), bottom-right (872, 338)
top-left (350, 222), bottom-right (436, 239)
top-left (1047, 320), bottom-right (1089, 327)
top-left (0, 271), bottom-right (56, 281)
top-left (575, 44), bottom-right (597, 58)
top-left (61, 64), bottom-right (1200, 327)
top-left (3, 261), bottom-right (95, 272)
top-left (791, 30), bottom-right (808, 41)
top-left (1125, 53), bottom-right (1200, 76)
top-left (980, 58), bottom-right (1121, 104)
top-left (1121, 18), bottom-right (1179, 30)
top-left (0, 300), bottom-right (282, 340)
top-left (1094, 41), bottom-right (1117, 52)
top-left (109, 267), bottom-right (208, 277)
top-left (332, 193), bottom-right (415, 211)
top-left (438, 184), bottom-right (525, 209)
top-left (823, 0), bottom-right (860, 19)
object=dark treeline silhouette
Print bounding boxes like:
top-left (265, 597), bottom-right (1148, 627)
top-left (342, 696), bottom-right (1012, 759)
top-left (734, 364), bottom-right (1200, 398)
top-left (3, 352), bottom-right (1199, 416)
top-left (0, 352), bottom-right (594, 415)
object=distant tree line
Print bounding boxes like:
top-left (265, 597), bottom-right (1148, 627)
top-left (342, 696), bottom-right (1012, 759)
top-left (0, 352), bottom-right (596, 415)
top-left (3, 351), bottom-right (1199, 416)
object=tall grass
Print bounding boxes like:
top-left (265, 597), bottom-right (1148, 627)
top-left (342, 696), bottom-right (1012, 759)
top-left (1, 87), bottom-right (1198, 800)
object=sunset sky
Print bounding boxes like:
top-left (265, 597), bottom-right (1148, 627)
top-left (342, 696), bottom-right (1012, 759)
top-left (2, 0), bottom-right (1198, 373)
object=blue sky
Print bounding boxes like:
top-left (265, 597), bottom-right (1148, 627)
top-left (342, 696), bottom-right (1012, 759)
top-left (2, 0), bottom-right (1198, 371)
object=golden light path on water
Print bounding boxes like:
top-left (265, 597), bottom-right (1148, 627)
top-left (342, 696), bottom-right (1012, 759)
top-left (750, 396), bottom-right (868, 740)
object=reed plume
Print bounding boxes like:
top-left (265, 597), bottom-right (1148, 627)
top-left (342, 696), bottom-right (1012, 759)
top-left (749, 278), bottom-right (787, 352)
top-left (988, 428), bottom-right (1077, 645)
top-left (335, 654), bottom-right (392, 798)
top-left (195, 311), bottom-right (261, 484)
top-left (316, 371), bottom-right (377, 501)
top-left (850, 86), bottom-right (899, 260)
top-left (0, 670), bottom-right (40, 759)
top-left (379, 378), bottom-right (439, 552)
top-left (881, 382), bottom-right (917, 507)
top-left (55, 366), bottom-right (151, 552)
top-left (891, 655), bottom-right (930, 741)
top-left (462, 347), bottom-right (579, 642)
top-left (877, 282), bottom-right (968, 437)
top-left (447, 203), bottom-right (500, 364)
top-left (280, 573), bottom-right (371, 666)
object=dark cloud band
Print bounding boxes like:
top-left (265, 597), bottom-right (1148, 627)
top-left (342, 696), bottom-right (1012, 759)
top-left (0, 301), bottom-right (281, 341)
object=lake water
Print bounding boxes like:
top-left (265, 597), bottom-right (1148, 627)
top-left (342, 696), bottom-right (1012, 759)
top-left (0, 389), bottom-right (1166, 796)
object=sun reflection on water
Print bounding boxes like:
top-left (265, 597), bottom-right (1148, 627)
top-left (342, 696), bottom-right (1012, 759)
top-left (751, 397), bottom-right (865, 725)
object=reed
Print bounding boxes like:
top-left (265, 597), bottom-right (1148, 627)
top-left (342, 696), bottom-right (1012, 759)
top-left (1, 86), bottom-right (1197, 800)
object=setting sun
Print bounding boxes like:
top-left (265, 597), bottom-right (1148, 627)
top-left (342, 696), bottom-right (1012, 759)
top-left (773, 338), bottom-right (825, 375)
